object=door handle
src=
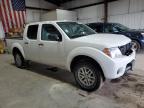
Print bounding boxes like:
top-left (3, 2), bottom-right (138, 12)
top-left (38, 43), bottom-right (44, 46)
top-left (24, 42), bottom-right (29, 45)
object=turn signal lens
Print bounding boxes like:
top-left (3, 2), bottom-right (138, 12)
top-left (103, 48), bottom-right (111, 57)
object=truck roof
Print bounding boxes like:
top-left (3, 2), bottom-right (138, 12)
top-left (26, 20), bottom-right (76, 25)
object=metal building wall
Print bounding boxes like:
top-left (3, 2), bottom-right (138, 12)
top-left (25, 0), bottom-right (57, 23)
top-left (108, 0), bottom-right (144, 29)
top-left (75, 4), bottom-right (104, 23)
top-left (63, 0), bottom-right (144, 29)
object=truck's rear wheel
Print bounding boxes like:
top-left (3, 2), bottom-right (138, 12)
top-left (73, 60), bottom-right (102, 92)
top-left (14, 52), bottom-right (24, 68)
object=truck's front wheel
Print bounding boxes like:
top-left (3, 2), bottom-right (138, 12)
top-left (73, 60), bottom-right (102, 92)
top-left (14, 52), bottom-right (24, 68)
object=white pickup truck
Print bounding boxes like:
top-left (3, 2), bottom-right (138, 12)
top-left (6, 21), bottom-right (136, 91)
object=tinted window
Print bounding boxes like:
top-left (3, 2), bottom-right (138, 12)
top-left (27, 25), bottom-right (38, 39)
top-left (41, 24), bottom-right (62, 41)
top-left (104, 24), bottom-right (118, 33)
top-left (87, 24), bottom-right (103, 33)
top-left (113, 23), bottom-right (130, 32)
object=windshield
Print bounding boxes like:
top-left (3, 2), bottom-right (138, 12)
top-left (113, 23), bottom-right (130, 32)
top-left (57, 22), bottom-right (96, 39)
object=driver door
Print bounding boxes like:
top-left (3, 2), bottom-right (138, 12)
top-left (38, 24), bottom-right (65, 67)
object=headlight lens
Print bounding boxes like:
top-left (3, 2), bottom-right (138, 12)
top-left (103, 47), bottom-right (122, 58)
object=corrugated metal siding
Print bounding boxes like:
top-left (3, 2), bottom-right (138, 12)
top-left (109, 0), bottom-right (144, 29)
top-left (109, 12), bottom-right (144, 29)
top-left (68, 0), bottom-right (144, 29)
top-left (76, 4), bottom-right (104, 23)
top-left (25, 0), bottom-right (57, 23)
top-left (108, 0), bottom-right (129, 16)
top-left (130, 0), bottom-right (144, 13)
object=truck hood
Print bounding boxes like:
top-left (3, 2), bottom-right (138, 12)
top-left (73, 34), bottom-right (131, 48)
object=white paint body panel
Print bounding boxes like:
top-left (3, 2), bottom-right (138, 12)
top-left (6, 21), bottom-right (135, 79)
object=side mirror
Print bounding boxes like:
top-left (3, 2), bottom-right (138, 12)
top-left (114, 30), bottom-right (119, 33)
top-left (49, 34), bottom-right (62, 42)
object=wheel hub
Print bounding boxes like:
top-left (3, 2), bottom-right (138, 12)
top-left (78, 67), bottom-right (96, 86)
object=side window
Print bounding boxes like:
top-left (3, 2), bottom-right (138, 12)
top-left (88, 24), bottom-right (103, 33)
top-left (41, 24), bottom-right (62, 41)
top-left (104, 24), bottom-right (113, 33)
top-left (94, 25), bottom-right (103, 33)
top-left (104, 24), bottom-right (119, 33)
top-left (27, 25), bottom-right (38, 40)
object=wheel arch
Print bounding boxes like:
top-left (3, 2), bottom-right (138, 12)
top-left (70, 55), bottom-right (105, 81)
top-left (12, 43), bottom-right (25, 58)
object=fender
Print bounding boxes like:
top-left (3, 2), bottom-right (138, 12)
top-left (66, 47), bottom-right (113, 76)
top-left (11, 42), bottom-right (25, 58)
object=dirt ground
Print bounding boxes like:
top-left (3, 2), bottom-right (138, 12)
top-left (0, 52), bottom-right (144, 108)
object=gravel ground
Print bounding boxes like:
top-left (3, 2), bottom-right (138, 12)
top-left (0, 52), bottom-right (144, 108)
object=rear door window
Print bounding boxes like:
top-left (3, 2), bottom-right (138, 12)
top-left (27, 25), bottom-right (38, 40)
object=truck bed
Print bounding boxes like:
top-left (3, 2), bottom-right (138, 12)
top-left (6, 36), bottom-right (24, 53)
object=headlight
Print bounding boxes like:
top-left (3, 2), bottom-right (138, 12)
top-left (103, 47), bottom-right (122, 58)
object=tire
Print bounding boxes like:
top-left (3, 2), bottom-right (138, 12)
top-left (14, 52), bottom-right (25, 68)
top-left (73, 59), bottom-right (103, 92)
top-left (131, 40), bottom-right (141, 52)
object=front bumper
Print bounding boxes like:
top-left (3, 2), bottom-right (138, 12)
top-left (102, 50), bottom-right (136, 79)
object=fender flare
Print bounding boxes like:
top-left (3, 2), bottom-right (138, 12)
top-left (11, 43), bottom-right (25, 58)
top-left (66, 47), bottom-right (108, 72)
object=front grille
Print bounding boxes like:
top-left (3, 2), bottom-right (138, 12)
top-left (119, 43), bottom-right (132, 56)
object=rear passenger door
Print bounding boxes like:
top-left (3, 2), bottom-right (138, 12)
top-left (23, 24), bottom-right (40, 62)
